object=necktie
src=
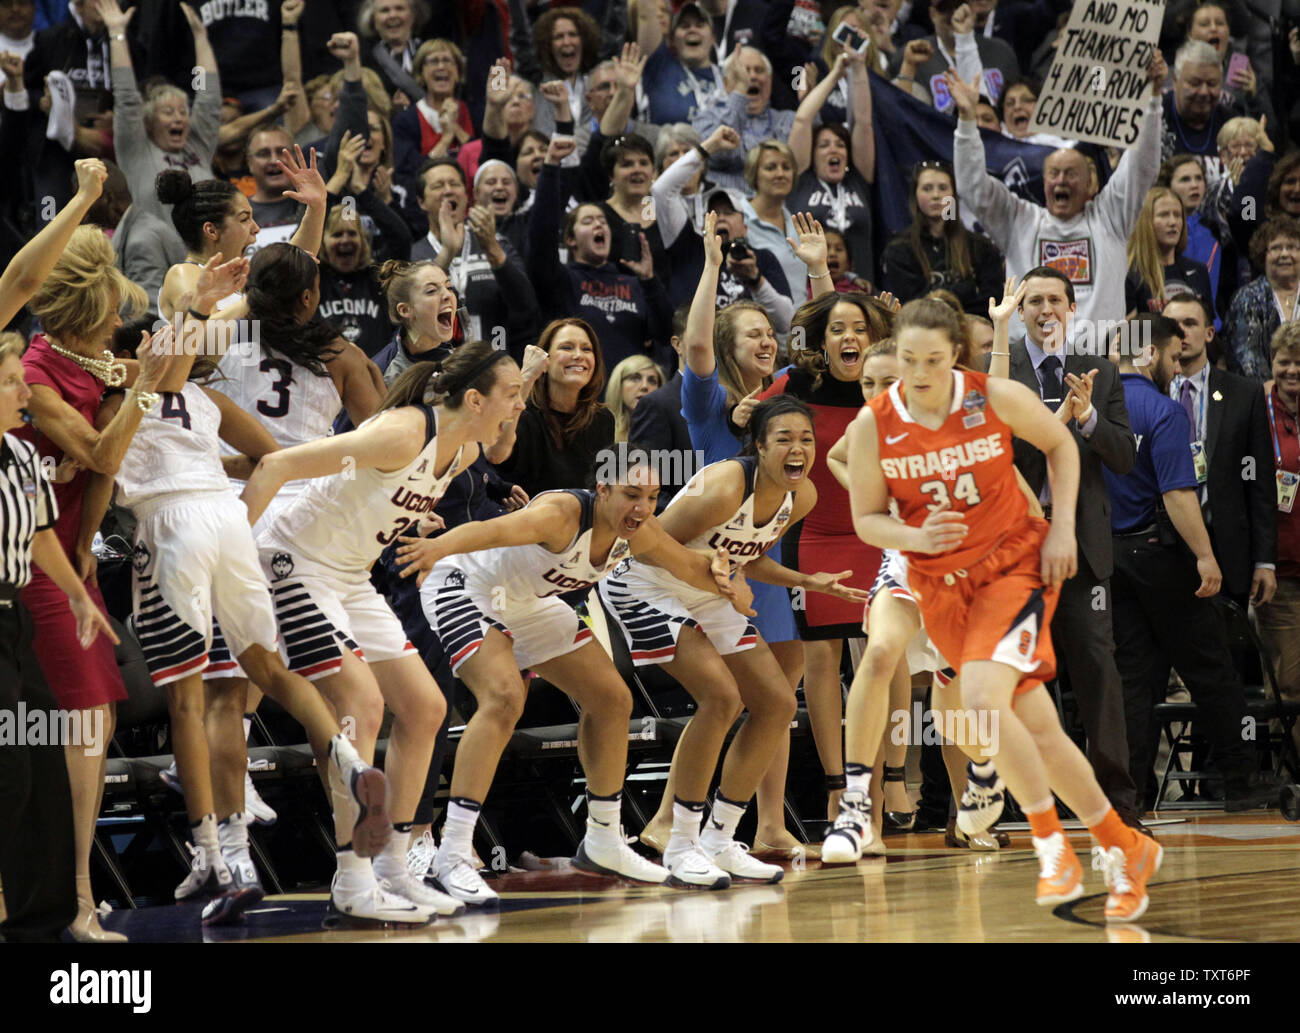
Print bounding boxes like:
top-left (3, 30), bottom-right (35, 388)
top-left (1179, 378), bottom-right (1197, 443)
top-left (1039, 354), bottom-right (1063, 407)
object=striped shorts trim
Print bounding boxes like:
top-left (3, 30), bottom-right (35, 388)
top-left (598, 577), bottom-right (695, 665)
top-left (134, 580), bottom-right (209, 686)
top-left (868, 550), bottom-right (916, 607)
top-left (271, 580), bottom-right (362, 681)
top-left (428, 577), bottom-right (512, 675)
top-left (203, 618), bottom-right (245, 681)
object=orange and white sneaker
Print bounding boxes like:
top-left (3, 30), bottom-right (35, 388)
top-left (1032, 831), bottom-right (1084, 906)
top-left (1092, 836), bottom-right (1163, 922)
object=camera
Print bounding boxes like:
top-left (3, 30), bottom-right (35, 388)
top-left (725, 239), bottom-right (753, 262)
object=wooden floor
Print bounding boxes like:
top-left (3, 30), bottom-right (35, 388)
top-left (101, 811), bottom-right (1300, 943)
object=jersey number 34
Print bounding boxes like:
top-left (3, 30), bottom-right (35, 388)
top-left (919, 473), bottom-right (982, 510)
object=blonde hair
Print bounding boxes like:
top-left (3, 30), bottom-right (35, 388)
top-left (414, 38), bottom-right (467, 91)
top-left (822, 6), bottom-right (881, 76)
top-left (715, 301), bottom-right (773, 403)
top-left (1217, 115), bottom-right (1265, 151)
top-left (743, 139), bottom-right (797, 193)
top-left (604, 354), bottom-right (665, 442)
top-left (0, 330), bottom-right (24, 367)
top-left (323, 203), bottom-right (375, 270)
top-left (29, 226), bottom-right (147, 343)
top-left (1271, 320), bottom-right (1300, 359)
top-left (143, 85), bottom-right (188, 140)
top-left (1126, 187), bottom-right (1187, 304)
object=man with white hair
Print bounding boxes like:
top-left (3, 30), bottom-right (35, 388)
top-left (950, 52), bottom-right (1166, 327)
top-left (1161, 39), bottom-right (1268, 174)
top-left (690, 44), bottom-right (794, 192)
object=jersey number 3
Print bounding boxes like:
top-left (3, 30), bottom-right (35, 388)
top-left (257, 359), bottom-right (293, 418)
top-left (920, 473), bottom-right (982, 510)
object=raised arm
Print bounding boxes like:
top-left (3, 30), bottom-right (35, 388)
top-left (280, 0), bottom-right (311, 135)
top-left (787, 212), bottom-right (835, 300)
top-left (986, 275), bottom-right (1026, 379)
top-left (1097, 51), bottom-right (1168, 242)
top-left (280, 145), bottom-right (328, 254)
top-left (600, 42), bottom-right (645, 139)
top-left (946, 68), bottom-right (1029, 251)
top-left (635, 0), bottom-right (665, 56)
top-left (684, 209), bottom-right (724, 379)
top-left (846, 49), bottom-right (875, 184)
top-left (790, 54), bottom-right (847, 175)
top-left (525, 141), bottom-right (574, 305)
top-left (482, 57), bottom-right (514, 141)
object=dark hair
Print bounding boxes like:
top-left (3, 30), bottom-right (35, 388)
top-left (533, 6), bottom-right (602, 79)
top-left (245, 243), bottom-right (341, 377)
top-left (379, 340), bottom-right (511, 412)
top-left (156, 171), bottom-right (243, 252)
top-left (741, 395), bottom-right (815, 456)
top-left (82, 160), bottom-right (131, 228)
top-left (599, 133), bottom-right (655, 179)
top-left (1162, 290), bottom-right (1215, 325)
top-left (671, 302), bottom-right (690, 339)
top-left (790, 292), bottom-right (893, 389)
top-left (589, 439), bottom-right (656, 490)
top-left (113, 316), bottom-right (154, 358)
top-left (1144, 313), bottom-right (1185, 352)
top-left (995, 77), bottom-right (1040, 124)
top-left (905, 161), bottom-right (974, 283)
top-left (562, 202), bottom-right (606, 246)
top-left (812, 122), bottom-right (853, 168)
top-left (1020, 264), bottom-right (1076, 304)
top-left (1249, 214), bottom-right (1300, 273)
top-left (1157, 152), bottom-right (1205, 190)
top-left (530, 317), bottom-right (608, 447)
top-left (416, 156), bottom-right (467, 195)
top-left (1265, 153), bottom-right (1300, 220)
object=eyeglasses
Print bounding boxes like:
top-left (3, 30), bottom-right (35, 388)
top-left (1268, 242), bottom-right (1300, 254)
top-left (915, 161), bottom-right (949, 171)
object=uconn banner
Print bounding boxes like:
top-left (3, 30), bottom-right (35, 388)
top-left (868, 71), bottom-right (1057, 245)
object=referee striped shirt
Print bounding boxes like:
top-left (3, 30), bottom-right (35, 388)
top-left (0, 432), bottom-right (57, 588)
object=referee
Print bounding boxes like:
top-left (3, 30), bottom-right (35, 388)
top-left (1103, 315), bottom-right (1264, 814)
top-left (0, 338), bottom-right (118, 942)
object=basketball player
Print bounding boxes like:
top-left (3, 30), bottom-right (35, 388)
top-left (392, 446), bottom-right (752, 902)
top-left (108, 273), bottom-right (392, 927)
top-left (844, 298), bottom-right (1163, 921)
top-left (599, 397), bottom-right (869, 888)
top-left (240, 343), bottom-right (525, 923)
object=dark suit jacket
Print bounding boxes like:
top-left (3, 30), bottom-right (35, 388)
top-left (628, 370), bottom-right (693, 513)
top-left (1204, 367), bottom-right (1278, 597)
top-left (991, 340), bottom-right (1137, 581)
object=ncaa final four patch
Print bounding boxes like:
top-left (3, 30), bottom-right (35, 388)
top-left (962, 388), bottom-right (987, 429)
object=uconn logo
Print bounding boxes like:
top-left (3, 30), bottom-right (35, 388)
top-left (706, 533), bottom-right (771, 558)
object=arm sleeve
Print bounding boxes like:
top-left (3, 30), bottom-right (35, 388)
top-left (507, 0), bottom-right (542, 84)
top-left (1080, 361), bottom-right (1137, 475)
top-left (880, 239), bottom-right (928, 302)
top-left (110, 65), bottom-right (152, 199)
top-left (691, 90), bottom-right (747, 143)
top-left (652, 149), bottom-right (704, 247)
top-left (954, 32), bottom-right (985, 98)
top-left (641, 274), bottom-right (674, 350)
top-left (953, 116), bottom-right (1032, 251)
top-left (1246, 384), bottom-right (1279, 566)
top-left (1096, 93), bottom-right (1162, 242)
top-left (525, 163), bottom-right (566, 308)
top-left (187, 63), bottom-right (223, 166)
top-left (325, 79), bottom-right (369, 182)
top-left (1227, 151), bottom-right (1272, 258)
top-left (358, 187), bottom-right (413, 263)
top-left (973, 234), bottom-right (1006, 311)
top-left (1151, 406), bottom-right (1199, 491)
top-left (681, 364), bottom-right (726, 429)
top-left (392, 106), bottom-right (425, 192)
top-left (629, 391), bottom-right (673, 454)
top-left (575, 126), bottom-right (610, 204)
top-left (491, 239), bottom-right (541, 358)
top-left (752, 276), bottom-right (794, 334)
top-left (479, 130), bottom-right (515, 167)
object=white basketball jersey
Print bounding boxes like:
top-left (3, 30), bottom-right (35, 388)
top-left (260, 406), bottom-right (464, 576)
top-left (457, 490), bottom-right (632, 600)
top-left (211, 337), bottom-right (342, 495)
top-left (116, 383), bottom-right (232, 509)
top-left (672, 455), bottom-right (794, 574)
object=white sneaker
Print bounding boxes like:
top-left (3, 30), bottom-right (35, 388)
top-left (244, 773), bottom-right (277, 825)
top-left (662, 838), bottom-right (730, 890)
top-left (432, 852), bottom-right (500, 907)
top-left (407, 829), bottom-right (437, 880)
top-left (374, 864), bottom-right (466, 917)
top-left (957, 765), bottom-right (1005, 835)
top-left (327, 735), bottom-right (391, 857)
top-left (174, 842), bottom-right (233, 901)
top-left (705, 839), bottom-right (784, 884)
top-left (822, 789), bottom-right (874, 864)
top-left (573, 827), bottom-right (671, 884)
top-left (330, 870), bottom-right (434, 924)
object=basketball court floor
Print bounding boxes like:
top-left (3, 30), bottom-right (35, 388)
top-left (96, 812), bottom-right (1300, 943)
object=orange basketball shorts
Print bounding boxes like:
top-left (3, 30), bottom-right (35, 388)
top-left (908, 517), bottom-right (1059, 695)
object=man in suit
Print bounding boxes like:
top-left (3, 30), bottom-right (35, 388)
top-left (990, 266), bottom-right (1142, 822)
top-left (1163, 293), bottom-right (1278, 611)
top-left (629, 305), bottom-right (699, 512)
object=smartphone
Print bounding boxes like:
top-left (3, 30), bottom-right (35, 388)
top-left (1228, 52), bottom-right (1250, 83)
top-left (832, 20), bottom-right (870, 54)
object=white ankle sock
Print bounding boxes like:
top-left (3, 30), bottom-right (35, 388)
top-left (192, 813), bottom-right (220, 866)
top-left (670, 800), bottom-right (704, 843)
top-left (586, 793), bottom-right (622, 832)
top-left (845, 770), bottom-right (871, 796)
top-left (373, 832), bottom-right (409, 879)
top-left (440, 799), bottom-right (481, 860)
top-left (700, 794), bottom-right (747, 850)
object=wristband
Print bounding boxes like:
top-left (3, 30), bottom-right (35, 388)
top-left (111, 32), bottom-right (126, 42)
top-left (809, 270), bottom-right (831, 280)
top-left (282, 24), bottom-right (299, 32)
top-left (188, 307), bottom-right (211, 321)
top-left (694, 144), bottom-right (710, 162)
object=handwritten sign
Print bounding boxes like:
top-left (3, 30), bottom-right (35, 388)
top-left (1028, 0), bottom-right (1164, 148)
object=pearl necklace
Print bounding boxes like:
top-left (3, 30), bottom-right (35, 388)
top-left (47, 340), bottom-right (127, 387)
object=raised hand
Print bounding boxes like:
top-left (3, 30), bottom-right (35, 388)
top-left (545, 135), bottom-right (576, 164)
top-left (327, 32), bottom-right (360, 65)
top-left (521, 344), bottom-right (549, 385)
top-left (485, 57), bottom-right (514, 107)
top-left (942, 67), bottom-right (979, 119)
top-left (613, 41), bottom-right (646, 91)
top-left (805, 570), bottom-right (870, 603)
top-left (704, 125), bottom-right (741, 154)
top-left (1063, 368), bottom-right (1097, 419)
top-left (787, 211), bottom-right (827, 270)
top-left (619, 232), bottom-right (654, 278)
top-left (277, 146), bottom-right (327, 208)
top-left (0, 51), bottom-right (23, 86)
top-left (874, 290), bottom-right (900, 312)
top-left (539, 79), bottom-right (570, 113)
top-left (281, 0), bottom-right (304, 26)
top-left (466, 204), bottom-right (497, 247)
top-left (438, 197), bottom-right (466, 252)
top-left (96, 0), bottom-right (134, 34)
top-left (73, 157), bottom-right (108, 201)
top-left (1147, 49), bottom-right (1167, 93)
top-left (178, 2), bottom-right (204, 37)
top-left (136, 323), bottom-right (174, 390)
top-left (194, 251), bottom-right (250, 311)
top-left (989, 275), bottom-right (1027, 326)
top-left (1260, 114), bottom-right (1275, 154)
top-left (900, 39), bottom-right (933, 76)
top-left (334, 129), bottom-right (365, 181)
top-left (702, 209), bottom-right (725, 267)
top-left (951, 3), bottom-right (974, 35)
top-left (915, 499), bottom-right (969, 553)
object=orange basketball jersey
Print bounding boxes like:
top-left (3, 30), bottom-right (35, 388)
top-left (868, 368), bottom-right (1028, 577)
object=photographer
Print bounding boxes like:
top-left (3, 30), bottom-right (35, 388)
top-left (705, 188), bottom-right (794, 335)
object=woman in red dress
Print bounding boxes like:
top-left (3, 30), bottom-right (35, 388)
top-left (17, 166), bottom-right (174, 940)
top-left (759, 290), bottom-right (889, 822)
